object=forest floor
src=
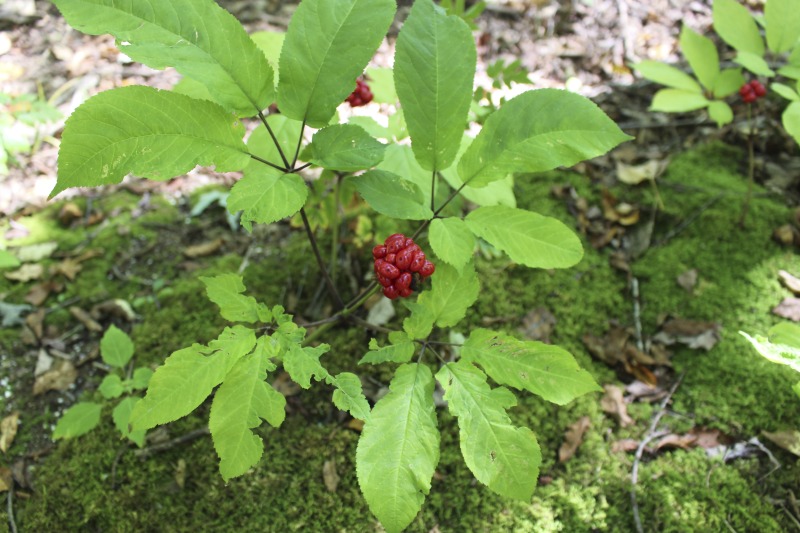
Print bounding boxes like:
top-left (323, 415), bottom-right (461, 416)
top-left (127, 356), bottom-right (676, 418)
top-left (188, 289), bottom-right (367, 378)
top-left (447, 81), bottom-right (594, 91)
top-left (2, 1), bottom-right (800, 532)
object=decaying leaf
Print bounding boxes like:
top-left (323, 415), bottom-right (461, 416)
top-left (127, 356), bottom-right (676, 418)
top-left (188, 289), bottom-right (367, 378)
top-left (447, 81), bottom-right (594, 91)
top-left (33, 359), bottom-right (77, 395)
top-left (655, 433), bottom-right (698, 450)
top-left (762, 429), bottom-right (800, 457)
top-left (583, 325), bottom-right (667, 385)
top-left (778, 271), bottom-right (800, 296)
top-left (600, 385), bottom-right (634, 427)
top-left (183, 238), bottom-right (224, 258)
top-left (611, 439), bottom-right (640, 453)
top-left (773, 298), bottom-right (800, 322)
top-left (25, 308), bottom-right (46, 340)
top-left (652, 318), bottom-right (721, 351)
top-left (12, 241), bottom-right (58, 262)
top-left (0, 412), bottom-right (20, 453)
top-left (91, 299), bottom-right (138, 322)
top-left (0, 466), bottom-right (11, 493)
top-left (559, 416), bottom-right (591, 463)
top-left (51, 257), bottom-right (82, 281)
top-left (677, 269), bottom-right (698, 293)
top-left (616, 159), bottom-right (668, 185)
top-left (323, 459), bottom-right (340, 492)
top-left (25, 280), bottom-right (64, 306)
top-left (34, 349), bottom-right (54, 376)
top-left (4, 263), bottom-right (44, 282)
top-left (69, 306), bottom-right (102, 332)
top-left (519, 306), bottom-right (556, 342)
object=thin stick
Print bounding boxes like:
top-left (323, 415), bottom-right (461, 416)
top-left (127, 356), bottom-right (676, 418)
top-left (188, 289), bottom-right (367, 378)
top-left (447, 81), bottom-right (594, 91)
top-left (258, 111), bottom-right (291, 168)
top-left (249, 153), bottom-right (288, 173)
top-left (7, 478), bottom-right (18, 533)
top-left (631, 277), bottom-right (644, 352)
top-left (300, 208), bottom-right (345, 310)
top-left (134, 427), bottom-right (210, 459)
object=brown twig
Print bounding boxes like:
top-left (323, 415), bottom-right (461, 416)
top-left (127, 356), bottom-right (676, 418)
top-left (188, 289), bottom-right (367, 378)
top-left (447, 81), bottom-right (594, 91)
top-left (133, 427), bottom-right (210, 459)
top-left (7, 478), bottom-right (18, 533)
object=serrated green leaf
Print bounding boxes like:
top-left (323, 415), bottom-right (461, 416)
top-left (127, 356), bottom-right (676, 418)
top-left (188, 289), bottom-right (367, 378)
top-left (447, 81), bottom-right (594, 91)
top-left (351, 170), bottom-right (433, 220)
top-left (228, 172), bottom-right (308, 232)
top-left (360, 331), bottom-right (416, 365)
top-left (436, 361), bottom-right (540, 500)
top-left (53, 402), bottom-right (102, 440)
top-left (679, 26), bottom-right (719, 91)
top-left (440, 136), bottom-right (516, 208)
top-left (772, 82), bottom-right (800, 101)
top-left (415, 262), bottom-right (479, 330)
top-left (740, 330), bottom-right (800, 373)
top-left (209, 351), bottom-right (286, 481)
top-left (429, 218), bottom-right (475, 269)
top-left (632, 60), bottom-right (702, 92)
top-left (250, 31), bottom-right (285, 84)
top-left (466, 206), bottom-right (583, 269)
top-left (650, 89), bottom-right (709, 112)
top-left (783, 102), bottom-right (800, 145)
top-left (52, 0), bottom-right (274, 116)
top-left (365, 66), bottom-right (397, 104)
top-left (204, 326), bottom-right (257, 367)
top-left (132, 367), bottom-right (153, 390)
top-left (281, 343), bottom-right (330, 389)
top-left (200, 273), bottom-right (260, 323)
top-left (307, 124), bottom-right (386, 172)
top-left (277, 0), bottom-right (395, 127)
top-left (765, 0), bottom-right (800, 53)
top-left (100, 325), bottom-right (134, 368)
top-left (99, 374), bottom-right (124, 399)
top-left (51, 86), bottom-right (249, 197)
top-left (708, 100), bottom-right (733, 127)
top-left (113, 397), bottom-right (146, 447)
top-left (713, 68), bottom-right (746, 98)
top-left (394, 0), bottom-right (475, 171)
top-left (329, 372), bottom-right (371, 421)
top-left (713, 0), bottom-right (764, 55)
top-left (0, 250), bottom-right (21, 269)
top-left (458, 89), bottom-right (632, 188)
top-left (377, 144), bottom-right (433, 207)
top-left (347, 116), bottom-right (391, 139)
top-left (461, 328), bottom-right (601, 405)
top-left (402, 300), bottom-right (436, 340)
top-left (356, 364), bottom-right (440, 533)
top-left (733, 51), bottom-right (775, 76)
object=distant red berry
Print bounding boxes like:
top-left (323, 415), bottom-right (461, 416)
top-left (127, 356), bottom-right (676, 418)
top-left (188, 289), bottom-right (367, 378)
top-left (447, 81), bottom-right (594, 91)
top-left (750, 80), bottom-right (767, 97)
top-left (346, 79), bottom-right (373, 107)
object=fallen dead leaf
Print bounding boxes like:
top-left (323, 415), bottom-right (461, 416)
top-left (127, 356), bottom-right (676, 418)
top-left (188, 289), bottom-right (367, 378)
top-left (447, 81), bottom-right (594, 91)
top-left (762, 429), bottom-right (800, 457)
top-left (616, 159), bottom-right (668, 185)
top-left (51, 257), bottom-right (82, 281)
top-left (12, 241), bottom-right (58, 262)
top-left (323, 459), bottom-right (340, 492)
top-left (0, 466), bottom-right (11, 493)
top-left (778, 271), bottom-right (800, 296)
top-left (677, 269), bottom-right (698, 293)
top-left (519, 306), bottom-right (556, 342)
top-left (34, 349), bottom-right (54, 376)
top-left (559, 416), bottom-right (591, 463)
top-left (0, 412), bottom-right (20, 453)
top-left (4, 263), bottom-right (44, 282)
top-left (600, 385), bottom-right (634, 427)
top-left (24, 280), bottom-right (63, 306)
top-left (625, 380), bottom-right (668, 403)
top-left (91, 299), bottom-right (137, 322)
top-left (58, 202), bottom-right (83, 226)
top-left (652, 318), bottom-right (721, 351)
top-left (611, 439), bottom-right (640, 453)
top-left (183, 238), bottom-right (224, 258)
top-left (773, 298), bottom-right (800, 322)
top-left (689, 427), bottom-right (733, 449)
top-left (773, 224), bottom-right (797, 246)
top-left (654, 433), bottom-right (698, 451)
top-left (345, 419), bottom-right (364, 432)
top-left (33, 359), bottom-right (77, 395)
top-left (25, 308), bottom-right (45, 340)
top-left (69, 306), bottom-right (103, 332)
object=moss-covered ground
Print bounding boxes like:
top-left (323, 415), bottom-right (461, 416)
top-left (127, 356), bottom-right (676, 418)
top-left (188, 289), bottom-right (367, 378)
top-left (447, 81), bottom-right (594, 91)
top-left (1, 143), bottom-right (799, 531)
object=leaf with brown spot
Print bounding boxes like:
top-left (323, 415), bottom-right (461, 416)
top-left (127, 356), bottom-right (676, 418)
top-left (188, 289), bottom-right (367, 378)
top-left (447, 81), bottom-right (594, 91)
top-left (0, 412), bottom-right (20, 453)
top-left (183, 238), bottom-right (224, 258)
top-left (33, 360), bottom-right (77, 395)
top-left (762, 429), bottom-right (800, 457)
top-left (600, 385), bottom-right (633, 427)
top-left (558, 416), bottom-right (591, 463)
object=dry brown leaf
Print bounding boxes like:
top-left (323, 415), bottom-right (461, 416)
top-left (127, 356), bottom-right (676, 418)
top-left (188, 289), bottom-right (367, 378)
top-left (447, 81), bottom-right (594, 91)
top-left (52, 258), bottom-right (82, 281)
top-left (611, 439), bottom-right (640, 453)
top-left (69, 306), bottom-right (102, 332)
top-left (762, 429), bottom-right (800, 457)
top-left (778, 271), bottom-right (800, 296)
top-left (600, 385), bottom-right (634, 427)
top-left (0, 466), bottom-right (11, 493)
top-left (519, 306), bottom-right (556, 342)
top-left (33, 359), bottom-right (77, 395)
top-left (773, 298), bottom-right (800, 322)
top-left (677, 269), bottom-right (698, 293)
top-left (25, 308), bottom-right (46, 340)
top-left (652, 319), bottom-right (721, 351)
top-left (13, 241), bottom-right (58, 262)
top-left (689, 427), bottom-right (733, 449)
top-left (616, 159), bottom-right (668, 185)
top-left (558, 416), bottom-right (591, 463)
top-left (0, 412), bottom-right (20, 453)
top-left (625, 360), bottom-right (658, 387)
top-left (655, 433), bottom-right (697, 450)
top-left (582, 326), bottom-right (629, 366)
top-left (4, 263), bottom-right (44, 282)
top-left (24, 280), bottom-right (63, 306)
top-left (58, 202), bottom-right (83, 226)
top-left (625, 380), bottom-right (668, 403)
top-left (183, 238), bottom-right (224, 258)
top-left (322, 459), bottom-right (340, 492)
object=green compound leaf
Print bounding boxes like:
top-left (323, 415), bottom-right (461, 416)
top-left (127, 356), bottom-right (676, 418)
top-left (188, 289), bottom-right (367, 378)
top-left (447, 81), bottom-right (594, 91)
top-left (679, 26), bottom-right (719, 91)
top-left (466, 206), bottom-right (583, 269)
top-left (394, 0), bottom-right (476, 171)
top-left (429, 218), bottom-right (475, 270)
top-left (52, 86), bottom-right (249, 197)
top-left (112, 397), bottom-right (146, 447)
top-left (356, 363), bottom-right (440, 533)
top-left (650, 89), bottom-right (710, 112)
top-left (132, 367), bottom-right (153, 390)
top-left (713, 0), bottom-right (764, 56)
top-left (281, 343), bottom-right (330, 389)
top-left (712, 69), bottom-right (746, 99)
top-left (200, 273), bottom-right (260, 323)
top-left (209, 351), bottom-right (286, 481)
top-left (228, 172), bottom-right (308, 232)
top-left (632, 60), bottom-right (702, 92)
top-left (277, 0), bottom-right (395, 127)
top-left (250, 31), bottom-right (285, 86)
top-left (458, 89), bottom-right (632, 188)
top-left (99, 374), bottom-right (124, 399)
top-left (359, 331), bottom-right (416, 365)
top-left (377, 144), bottom-right (433, 207)
top-left (351, 170), bottom-right (433, 220)
top-left (412, 262), bottom-right (479, 332)
top-left (436, 361), bottom-right (541, 500)
top-left (461, 328), bottom-right (601, 405)
top-left (307, 124), bottom-right (386, 172)
top-left (766, 0), bottom-right (800, 54)
top-left (440, 136), bottom-right (516, 208)
top-left (100, 324), bottom-right (134, 368)
top-left (733, 51), bottom-right (775, 77)
top-left (707, 101), bottom-right (733, 127)
top-left (52, 0), bottom-right (274, 116)
top-left (329, 372), bottom-right (372, 421)
top-left (53, 402), bottom-right (102, 440)
top-left (740, 330), bottom-right (800, 373)
top-left (247, 114), bottom-right (304, 174)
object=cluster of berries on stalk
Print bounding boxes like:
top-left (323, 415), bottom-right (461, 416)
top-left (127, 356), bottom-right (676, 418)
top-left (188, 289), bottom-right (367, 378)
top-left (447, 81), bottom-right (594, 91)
top-left (373, 233), bottom-right (435, 300)
top-left (739, 80), bottom-right (767, 104)
top-left (346, 78), bottom-right (373, 107)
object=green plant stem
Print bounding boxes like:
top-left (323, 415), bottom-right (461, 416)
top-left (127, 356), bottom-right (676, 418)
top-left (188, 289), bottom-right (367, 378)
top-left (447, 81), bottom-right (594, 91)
top-left (411, 179), bottom-right (470, 241)
top-left (258, 110), bottom-right (291, 168)
top-left (738, 104), bottom-right (755, 228)
top-left (292, 162), bottom-right (312, 173)
top-left (329, 174), bottom-right (342, 287)
top-left (430, 169), bottom-right (436, 212)
top-left (302, 283), bottom-right (381, 345)
top-left (249, 153), bottom-right (288, 173)
top-left (291, 119), bottom-right (307, 169)
top-left (300, 207), bottom-right (345, 310)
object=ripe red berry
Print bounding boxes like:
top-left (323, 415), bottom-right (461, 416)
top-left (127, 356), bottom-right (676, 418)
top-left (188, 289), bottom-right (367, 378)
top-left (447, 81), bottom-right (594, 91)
top-left (372, 234), bottom-right (434, 300)
top-left (420, 261), bottom-right (435, 278)
top-left (409, 251), bottom-right (426, 272)
top-left (378, 262), bottom-right (400, 279)
top-left (739, 84), bottom-right (753, 97)
top-left (395, 247), bottom-right (414, 270)
top-left (398, 287), bottom-right (413, 298)
top-left (383, 285), bottom-right (400, 299)
top-left (346, 79), bottom-right (373, 107)
top-left (396, 272), bottom-right (412, 290)
top-left (377, 275), bottom-right (392, 288)
top-left (372, 245), bottom-right (387, 259)
top-left (751, 80), bottom-right (767, 97)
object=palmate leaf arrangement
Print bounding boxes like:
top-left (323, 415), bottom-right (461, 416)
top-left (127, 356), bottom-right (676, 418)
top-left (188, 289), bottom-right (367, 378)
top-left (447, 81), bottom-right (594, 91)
top-left (51, 0), bottom-right (630, 530)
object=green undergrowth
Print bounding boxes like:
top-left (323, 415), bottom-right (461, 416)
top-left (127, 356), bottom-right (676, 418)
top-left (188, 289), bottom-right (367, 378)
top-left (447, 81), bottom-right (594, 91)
top-left (4, 143), bottom-right (800, 531)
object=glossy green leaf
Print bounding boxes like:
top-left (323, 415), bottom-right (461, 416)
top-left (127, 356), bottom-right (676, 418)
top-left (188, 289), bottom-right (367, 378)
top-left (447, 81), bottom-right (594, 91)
top-left (650, 89), bottom-right (709, 112)
top-left (377, 144), bottom-right (433, 207)
top-left (329, 372), bottom-right (372, 421)
top-left (713, 0), bottom-right (764, 55)
top-left (132, 367), bottom-right (153, 390)
top-left (51, 86), bottom-right (249, 197)
top-left (200, 273), bottom-right (260, 323)
top-left (100, 324), bottom-right (134, 368)
top-left (351, 170), bottom-right (433, 220)
top-left (356, 364), bottom-right (440, 533)
top-left (394, 0), bottom-right (475, 171)
top-left (53, 402), bottom-right (102, 440)
top-left (359, 331), bottom-right (416, 365)
top-left (277, 0), bottom-right (395, 127)
top-left (783, 102), bottom-right (800, 145)
top-left (209, 351), bottom-right (286, 481)
top-left (466, 206), bottom-right (583, 269)
top-left (52, 0), bottom-right (274, 116)
top-left (440, 136), bottom-right (516, 207)
top-left (429, 218), bottom-right (475, 269)
top-left (436, 361), bottom-right (541, 500)
top-left (307, 124), bottom-right (386, 171)
top-left (113, 397), bottom-right (146, 447)
top-left (765, 0), bottom-right (800, 53)
top-left (458, 89), bottom-right (632, 188)
top-left (228, 172), bottom-right (308, 232)
top-left (772, 82), bottom-right (800, 101)
top-left (99, 374), bottom-right (124, 399)
top-left (632, 60), bottom-right (702, 92)
top-left (461, 328), bottom-right (601, 405)
top-left (740, 330), bottom-right (800, 373)
top-left (713, 68), bottom-right (746, 98)
top-left (679, 26), bottom-right (719, 91)
top-left (708, 100), bottom-right (733, 126)
top-left (733, 51), bottom-right (775, 76)
top-left (403, 263), bottom-right (479, 338)
top-left (281, 343), bottom-right (330, 389)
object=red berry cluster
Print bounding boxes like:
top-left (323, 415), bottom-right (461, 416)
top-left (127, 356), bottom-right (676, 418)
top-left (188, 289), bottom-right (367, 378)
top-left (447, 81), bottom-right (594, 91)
top-left (739, 80), bottom-right (767, 104)
top-left (346, 79), bottom-right (373, 107)
top-left (373, 233), bottom-right (435, 300)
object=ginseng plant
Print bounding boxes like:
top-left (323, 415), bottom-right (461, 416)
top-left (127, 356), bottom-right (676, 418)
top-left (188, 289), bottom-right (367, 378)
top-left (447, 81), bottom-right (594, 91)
top-left (50, 0), bottom-right (631, 530)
